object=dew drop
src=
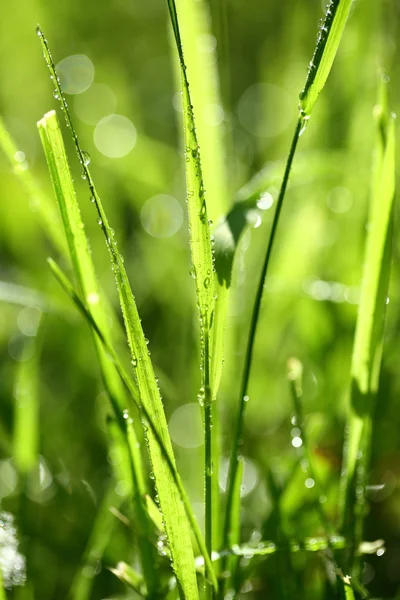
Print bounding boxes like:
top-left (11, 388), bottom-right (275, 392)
top-left (189, 265), bottom-right (196, 279)
top-left (90, 196), bottom-right (95, 203)
top-left (81, 150), bottom-right (91, 166)
top-left (53, 90), bottom-right (60, 100)
top-left (97, 218), bottom-right (103, 226)
top-left (204, 277), bottom-right (211, 289)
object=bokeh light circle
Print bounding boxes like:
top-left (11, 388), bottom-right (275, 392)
top-left (141, 194), bottom-right (183, 238)
top-left (56, 55), bottom-right (95, 95)
top-left (94, 114), bottom-right (137, 158)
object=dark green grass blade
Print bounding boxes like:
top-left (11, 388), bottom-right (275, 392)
top-left (340, 81), bottom-right (396, 572)
top-left (48, 258), bottom-right (217, 594)
top-left (222, 0), bottom-right (357, 580)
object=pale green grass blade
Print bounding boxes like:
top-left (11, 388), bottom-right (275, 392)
top-left (37, 110), bottom-right (156, 591)
top-left (37, 29), bottom-right (201, 594)
top-left (340, 82), bottom-right (396, 569)
top-left (70, 484), bottom-right (121, 600)
top-left (13, 329), bottom-right (42, 474)
top-left (0, 567), bottom-right (5, 600)
top-left (299, 0), bottom-right (354, 116)
top-left (0, 116), bottom-right (65, 253)
top-left (167, 1), bottom-right (217, 585)
top-left (174, 0), bottom-right (229, 225)
top-left (47, 258), bottom-right (217, 594)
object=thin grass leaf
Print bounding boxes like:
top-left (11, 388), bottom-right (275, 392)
top-left (47, 258), bottom-right (217, 595)
top-left (13, 326), bottom-right (42, 473)
top-left (49, 258), bottom-right (218, 594)
top-left (70, 484), bottom-right (121, 600)
top-left (299, 0), bottom-right (354, 117)
top-left (174, 0), bottom-right (228, 225)
top-left (223, 0), bottom-right (357, 577)
top-left (340, 80), bottom-right (396, 571)
top-left (35, 34), bottom-right (203, 590)
top-left (0, 569), bottom-right (5, 600)
top-left (36, 110), bottom-right (157, 592)
top-left (0, 116), bottom-right (65, 253)
top-left (167, 1), bottom-right (217, 587)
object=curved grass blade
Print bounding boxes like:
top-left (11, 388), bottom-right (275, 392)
top-left (37, 109), bottom-right (157, 592)
top-left (299, 0), bottom-right (354, 117)
top-left (222, 0), bottom-right (357, 577)
top-left (0, 116), bottom-right (65, 253)
top-left (36, 30), bottom-right (203, 593)
top-left (339, 80), bottom-right (396, 574)
top-left (167, 1), bottom-right (217, 588)
top-left (48, 258), bottom-right (218, 594)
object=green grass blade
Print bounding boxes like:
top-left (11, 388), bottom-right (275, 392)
top-left (299, 0), bottom-right (354, 116)
top-left (0, 116), bottom-right (65, 254)
top-left (47, 258), bottom-right (217, 594)
top-left (340, 82), bottom-right (396, 571)
top-left (37, 28), bottom-right (202, 594)
top-left (13, 327), bottom-right (42, 474)
top-left (223, 0), bottom-right (356, 571)
top-left (174, 0), bottom-right (229, 225)
top-left (110, 562), bottom-right (144, 595)
top-left (36, 110), bottom-right (157, 591)
top-left (0, 572), bottom-right (5, 600)
top-left (167, 0), bottom-right (217, 585)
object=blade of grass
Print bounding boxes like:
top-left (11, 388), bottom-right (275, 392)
top-left (48, 257), bottom-right (218, 594)
top-left (0, 116), bottom-right (65, 253)
top-left (339, 79), bottom-right (396, 575)
top-left (299, 0), bottom-right (354, 117)
top-left (13, 321), bottom-right (43, 474)
top-left (174, 0), bottom-right (229, 225)
top-left (166, 2), bottom-right (217, 592)
top-left (0, 570), bottom-right (5, 600)
top-left (222, 1), bottom-right (356, 585)
top-left (36, 30), bottom-right (204, 592)
top-left (37, 109), bottom-right (157, 594)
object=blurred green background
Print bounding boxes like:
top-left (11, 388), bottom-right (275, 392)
top-left (0, 0), bottom-right (400, 598)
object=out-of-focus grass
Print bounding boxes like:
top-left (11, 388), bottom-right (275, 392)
top-left (0, 0), bottom-right (399, 598)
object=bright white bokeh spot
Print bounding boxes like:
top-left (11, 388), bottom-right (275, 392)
top-left (74, 83), bottom-right (117, 125)
top-left (172, 92), bottom-right (183, 113)
top-left (141, 194), bottom-right (183, 238)
top-left (94, 114), bottom-right (137, 158)
top-left (56, 54), bottom-right (95, 95)
top-left (203, 104), bottom-right (224, 127)
top-left (26, 456), bottom-right (55, 503)
top-left (257, 192), bottom-right (273, 210)
top-left (87, 292), bottom-right (100, 305)
top-left (0, 461), bottom-right (17, 498)
top-left (305, 478), bottom-right (315, 489)
top-left (238, 83), bottom-right (293, 138)
top-left (219, 457), bottom-right (259, 497)
top-left (326, 186), bottom-right (353, 214)
top-left (169, 403), bottom-right (203, 449)
top-left (17, 307), bottom-right (42, 337)
top-left (292, 436), bottom-right (303, 448)
top-left (197, 34), bottom-right (217, 53)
